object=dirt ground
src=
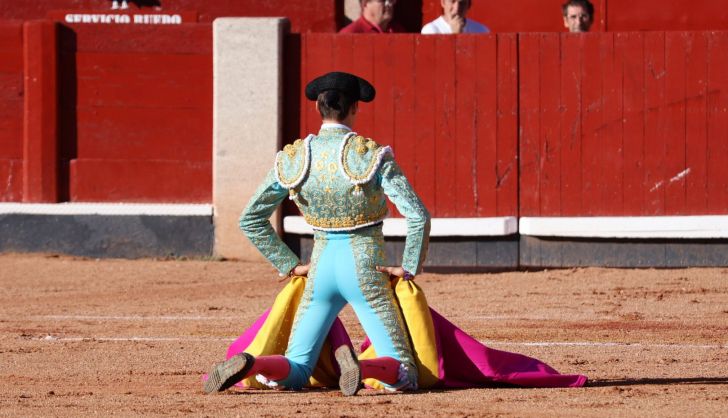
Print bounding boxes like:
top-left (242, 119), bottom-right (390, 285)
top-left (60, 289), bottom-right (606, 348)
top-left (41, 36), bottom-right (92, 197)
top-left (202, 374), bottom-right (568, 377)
top-left (1, 254), bottom-right (727, 417)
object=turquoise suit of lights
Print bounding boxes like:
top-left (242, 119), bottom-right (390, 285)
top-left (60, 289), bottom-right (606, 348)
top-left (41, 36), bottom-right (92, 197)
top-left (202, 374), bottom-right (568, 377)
top-left (239, 124), bottom-right (430, 390)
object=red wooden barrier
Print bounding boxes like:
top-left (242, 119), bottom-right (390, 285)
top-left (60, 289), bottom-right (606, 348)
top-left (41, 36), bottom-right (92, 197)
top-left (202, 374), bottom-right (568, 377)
top-left (0, 21), bottom-right (23, 202)
top-left (23, 20), bottom-right (59, 203)
top-left (519, 32), bottom-right (728, 217)
top-left (607, 0), bottom-right (728, 31)
top-left (295, 33), bottom-right (519, 218)
top-left (63, 23), bottom-right (212, 202)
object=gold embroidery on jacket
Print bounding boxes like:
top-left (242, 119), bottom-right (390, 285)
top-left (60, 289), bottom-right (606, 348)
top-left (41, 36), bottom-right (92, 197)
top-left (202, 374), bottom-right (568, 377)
top-left (342, 135), bottom-right (382, 182)
top-left (304, 205), bottom-right (388, 229)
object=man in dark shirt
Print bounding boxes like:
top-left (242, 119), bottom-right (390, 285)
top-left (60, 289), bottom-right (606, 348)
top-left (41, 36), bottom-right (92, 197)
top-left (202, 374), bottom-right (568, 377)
top-left (340, 0), bottom-right (405, 33)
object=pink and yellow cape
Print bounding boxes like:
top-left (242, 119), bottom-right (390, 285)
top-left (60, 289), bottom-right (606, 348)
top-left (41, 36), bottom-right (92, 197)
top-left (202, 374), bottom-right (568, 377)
top-left (224, 276), bottom-right (587, 389)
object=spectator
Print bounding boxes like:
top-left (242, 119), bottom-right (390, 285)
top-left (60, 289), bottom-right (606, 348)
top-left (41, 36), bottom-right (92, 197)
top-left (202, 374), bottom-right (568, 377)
top-left (562, 0), bottom-right (594, 33)
top-left (340, 0), bottom-right (405, 33)
top-left (421, 0), bottom-right (489, 34)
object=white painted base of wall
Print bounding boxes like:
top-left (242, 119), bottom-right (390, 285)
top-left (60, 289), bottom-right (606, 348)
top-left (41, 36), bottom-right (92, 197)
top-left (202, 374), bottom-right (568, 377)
top-left (520, 216), bottom-right (728, 239)
top-left (283, 216), bottom-right (518, 237)
top-left (0, 203), bottom-right (213, 216)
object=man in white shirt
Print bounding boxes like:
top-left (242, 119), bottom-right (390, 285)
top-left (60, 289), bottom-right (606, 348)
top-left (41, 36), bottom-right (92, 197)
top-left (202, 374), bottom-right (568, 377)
top-left (421, 0), bottom-right (489, 34)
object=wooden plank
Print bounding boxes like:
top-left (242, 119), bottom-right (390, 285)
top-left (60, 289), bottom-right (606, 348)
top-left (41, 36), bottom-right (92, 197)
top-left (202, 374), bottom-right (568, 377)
top-left (332, 35), bottom-right (355, 76)
top-left (412, 35), bottom-right (437, 214)
top-left (475, 35), bottom-right (497, 217)
top-left (70, 159), bottom-right (211, 203)
top-left (619, 32), bottom-right (645, 215)
top-left (0, 21), bottom-right (22, 52)
top-left (301, 34), bottom-right (333, 137)
top-left (434, 35), bottom-right (457, 216)
top-left (351, 35), bottom-right (375, 136)
top-left (643, 32), bottom-right (667, 215)
top-left (607, 0), bottom-right (728, 32)
top-left (371, 36), bottom-right (395, 150)
top-left (580, 33), bottom-right (603, 215)
top-left (600, 33), bottom-right (624, 215)
top-left (663, 32), bottom-right (688, 215)
top-left (0, 159), bottom-right (22, 202)
top-left (706, 32), bottom-right (728, 213)
top-left (495, 34), bottom-right (518, 217)
top-left (388, 35), bottom-right (416, 218)
top-left (0, 101), bottom-right (22, 158)
top-left (518, 33), bottom-right (541, 216)
top-left (454, 35), bottom-right (477, 217)
top-left (75, 52), bottom-right (211, 108)
top-left (0, 50), bottom-right (23, 73)
top-left (23, 20), bottom-right (59, 203)
top-left (538, 33), bottom-right (561, 216)
top-left (75, 106), bottom-right (211, 161)
top-left (0, 72), bottom-right (23, 100)
top-left (68, 23), bottom-right (212, 54)
top-left (685, 32), bottom-right (709, 213)
top-left (559, 34), bottom-right (584, 216)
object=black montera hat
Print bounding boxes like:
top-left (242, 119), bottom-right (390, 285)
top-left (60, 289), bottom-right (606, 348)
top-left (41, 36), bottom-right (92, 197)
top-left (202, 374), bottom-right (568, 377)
top-left (305, 71), bottom-right (376, 103)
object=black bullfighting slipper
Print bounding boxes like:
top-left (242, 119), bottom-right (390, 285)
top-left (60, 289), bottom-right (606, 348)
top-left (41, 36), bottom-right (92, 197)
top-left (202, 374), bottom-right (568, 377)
top-left (335, 345), bottom-right (362, 396)
top-left (204, 352), bottom-right (255, 394)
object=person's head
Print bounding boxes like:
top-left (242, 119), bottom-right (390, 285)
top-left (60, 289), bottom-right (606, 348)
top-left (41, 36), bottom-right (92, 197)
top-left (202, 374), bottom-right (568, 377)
top-left (305, 72), bottom-right (376, 126)
top-left (441, 0), bottom-right (472, 21)
top-left (562, 0), bottom-right (593, 33)
top-left (361, 0), bottom-right (397, 30)
top-left (316, 90), bottom-right (357, 124)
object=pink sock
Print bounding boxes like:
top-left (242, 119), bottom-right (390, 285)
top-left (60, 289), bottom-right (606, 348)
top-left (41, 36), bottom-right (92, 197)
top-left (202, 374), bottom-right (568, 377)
top-left (360, 357), bottom-right (400, 384)
top-left (247, 355), bottom-right (291, 381)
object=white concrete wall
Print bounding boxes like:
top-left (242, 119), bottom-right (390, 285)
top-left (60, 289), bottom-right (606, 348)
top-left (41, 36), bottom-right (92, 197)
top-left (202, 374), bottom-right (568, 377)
top-left (213, 18), bottom-right (288, 260)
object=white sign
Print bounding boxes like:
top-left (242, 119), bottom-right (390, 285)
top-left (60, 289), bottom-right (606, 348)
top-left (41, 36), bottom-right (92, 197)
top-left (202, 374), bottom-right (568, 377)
top-left (64, 13), bottom-right (183, 25)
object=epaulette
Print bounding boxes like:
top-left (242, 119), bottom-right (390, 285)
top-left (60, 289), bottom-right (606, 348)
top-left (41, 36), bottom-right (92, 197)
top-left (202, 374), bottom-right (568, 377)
top-left (275, 134), bottom-right (313, 200)
top-left (339, 134), bottom-right (392, 196)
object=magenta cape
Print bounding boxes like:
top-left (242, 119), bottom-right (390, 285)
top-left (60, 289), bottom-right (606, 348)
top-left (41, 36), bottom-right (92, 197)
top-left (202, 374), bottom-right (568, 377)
top-left (225, 276), bottom-right (587, 389)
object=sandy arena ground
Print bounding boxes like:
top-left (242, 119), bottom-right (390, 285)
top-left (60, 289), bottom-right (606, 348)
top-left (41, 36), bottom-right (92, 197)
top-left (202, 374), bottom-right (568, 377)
top-left (1, 254), bottom-right (727, 417)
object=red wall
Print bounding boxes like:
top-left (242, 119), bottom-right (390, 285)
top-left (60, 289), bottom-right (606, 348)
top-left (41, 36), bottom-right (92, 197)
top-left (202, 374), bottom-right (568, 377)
top-left (295, 34), bottom-right (519, 218)
top-left (519, 32), bottom-right (728, 216)
top-left (607, 0), bottom-right (728, 31)
top-left (295, 32), bottom-right (728, 219)
top-left (62, 23), bottom-right (212, 202)
top-left (0, 21), bottom-right (23, 202)
top-left (0, 0), bottom-right (340, 33)
top-left (5, 25), bottom-right (728, 213)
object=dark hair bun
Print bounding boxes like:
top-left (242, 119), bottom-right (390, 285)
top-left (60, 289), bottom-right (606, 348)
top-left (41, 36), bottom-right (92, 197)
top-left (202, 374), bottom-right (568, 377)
top-left (324, 90), bottom-right (340, 108)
